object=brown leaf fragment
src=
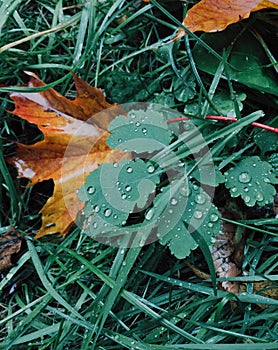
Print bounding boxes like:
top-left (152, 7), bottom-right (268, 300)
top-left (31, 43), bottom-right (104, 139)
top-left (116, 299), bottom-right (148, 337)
top-left (0, 228), bottom-right (23, 272)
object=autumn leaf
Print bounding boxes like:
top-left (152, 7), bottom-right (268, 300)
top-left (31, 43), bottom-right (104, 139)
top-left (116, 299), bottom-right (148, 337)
top-left (175, 0), bottom-right (278, 39)
top-left (7, 72), bottom-right (129, 238)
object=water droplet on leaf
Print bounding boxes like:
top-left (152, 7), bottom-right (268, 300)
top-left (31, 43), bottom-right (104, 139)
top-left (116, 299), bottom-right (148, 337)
top-left (104, 208), bottom-right (112, 217)
top-left (244, 195), bottom-right (251, 203)
top-left (87, 186), bottom-right (95, 194)
top-left (171, 198), bottom-right (178, 206)
top-left (239, 172), bottom-right (251, 183)
top-left (194, 210), bottom-right (203, 219)
top-left (142, 128), bottom-right (147, 134)
top-left (179, 185), bottom-right (191, 197)
top-left (195, 194), bottom-right (206, 205)
top-left (125, 185), bottom-right (132, 192)
top-left (93, 205), bottom-right (100, 213)
top-left (256, 192), bottom-right (264, 201)
top-left (145, 208), bottom-right (154, 220)
top-left (127, 167), bottom-right (133, 173)
top-left (210, 214), bottom-right (219, 222)
top-left (147, 165), bottom-right (155, 173)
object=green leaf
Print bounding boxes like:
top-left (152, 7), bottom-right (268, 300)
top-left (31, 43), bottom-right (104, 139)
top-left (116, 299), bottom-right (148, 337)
top-left (192, 25), bottom-right (278, 96)
top-left (158, 181), bottom-right (221, 259)
top-left (267, 153), bottom-right (278, 177)
top-left (107, 109), bottom-right (173, 153)
top-left (254, 117), bottom-right (278, 155)
top-left (224, 156), bottom-right (277, 207)
top-left (78, 158), bottom-right (160, 243)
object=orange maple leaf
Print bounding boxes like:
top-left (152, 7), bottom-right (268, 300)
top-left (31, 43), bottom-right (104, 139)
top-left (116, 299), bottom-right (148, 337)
top-left (175, 0), bottom-right (278, 39)
top-left (7, 72), bottom-right (128, 238)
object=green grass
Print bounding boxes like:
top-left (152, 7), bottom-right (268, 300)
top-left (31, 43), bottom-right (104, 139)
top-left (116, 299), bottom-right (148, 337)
top-left (0, 1), bottom-right (278, 349)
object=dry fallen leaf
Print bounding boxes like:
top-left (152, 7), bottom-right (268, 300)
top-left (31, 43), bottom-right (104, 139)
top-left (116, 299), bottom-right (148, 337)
top-left (0, 228), bottom-right (22, 271)
top-left (175, 0), bottom-right (278, 39)
top-left (7, 72), bottom-right (129, 238)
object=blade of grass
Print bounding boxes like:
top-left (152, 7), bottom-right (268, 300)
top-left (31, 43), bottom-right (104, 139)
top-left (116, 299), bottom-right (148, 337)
top-left (26, 238), bottom-right (88, 322)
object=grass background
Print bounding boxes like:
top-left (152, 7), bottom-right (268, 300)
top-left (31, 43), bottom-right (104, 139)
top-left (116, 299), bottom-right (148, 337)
top-left (0, 0), bottom-right (278, 349)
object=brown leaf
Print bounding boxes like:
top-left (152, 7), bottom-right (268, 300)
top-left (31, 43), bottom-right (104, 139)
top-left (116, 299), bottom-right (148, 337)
top-left (7, 73), bottom-right (129, 238)
top-left (175, 0), bottom-right (278, 39)
top-left (0, 228), bottom-right (22, 271)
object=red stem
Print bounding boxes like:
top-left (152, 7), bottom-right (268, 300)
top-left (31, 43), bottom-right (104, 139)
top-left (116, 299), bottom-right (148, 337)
top-left (166, 115), bottom-right (278, 133)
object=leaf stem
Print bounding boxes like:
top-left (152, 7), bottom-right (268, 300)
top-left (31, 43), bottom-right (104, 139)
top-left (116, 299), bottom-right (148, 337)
top-left (166, 116), bottom-right (278, 133)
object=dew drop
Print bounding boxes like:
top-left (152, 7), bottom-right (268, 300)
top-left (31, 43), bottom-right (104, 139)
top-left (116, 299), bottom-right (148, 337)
top-left (130, 112), bottom-right (136, 119)
top-left (113, 214), bottom-right (118, 219)
top-left (93, 205), bottom-right (100, 213)
top-left (87, 186), bottom-right (95, 194)
top-left (195, 194), bottom-right (206, 205)
top-left (127, 167), bottom-right (133, 173)
top-left (264, 177), bottom-right (270, 183)
top-left (142, 128), bottom-right (147, 134)
top-left (104, 208), bottom-right (112, 217)
top-left (184, 123), bottom-right (192, 131)
top-left (244, 187), bottom-right (249, 192)
top-left (139, 239), bottom-right (145, 247)
top-left (179, 186), bottom-right (191, 197)
top-left (194, 210), bottom-right (203, 219)
top-left (208, 222), bottom-right (213, 228)
top-left (117, 139), bottom-right (122, 143)
top-left (135, 121), bottom-right (141, 127)
top-left (231, 187), bottom-right (237, 193)
top-left (171, 198), bottom-right (178, 206)
top-left (178, 161), bottom-right (184, 168)
top-left (256, 192), bottom-right (264, 201)
top-left (169, 209), bottom-right (173, 214)
top-left (145, 208), bottom-right (154, 220)
top-left (210, 214), bottom-right (219, 222)
top-left (147, 165), bottom-right (155, 173)
top-left (92, 222), bottom-right (98, 228)
top-left (113, 162), bottom-right (119, 168)
top-left (125, 185), bottom-right (132, 192)
top-left (244, 195), bottom-right (251, 203)
top-left (239, 172), bottom-right (251, 183)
